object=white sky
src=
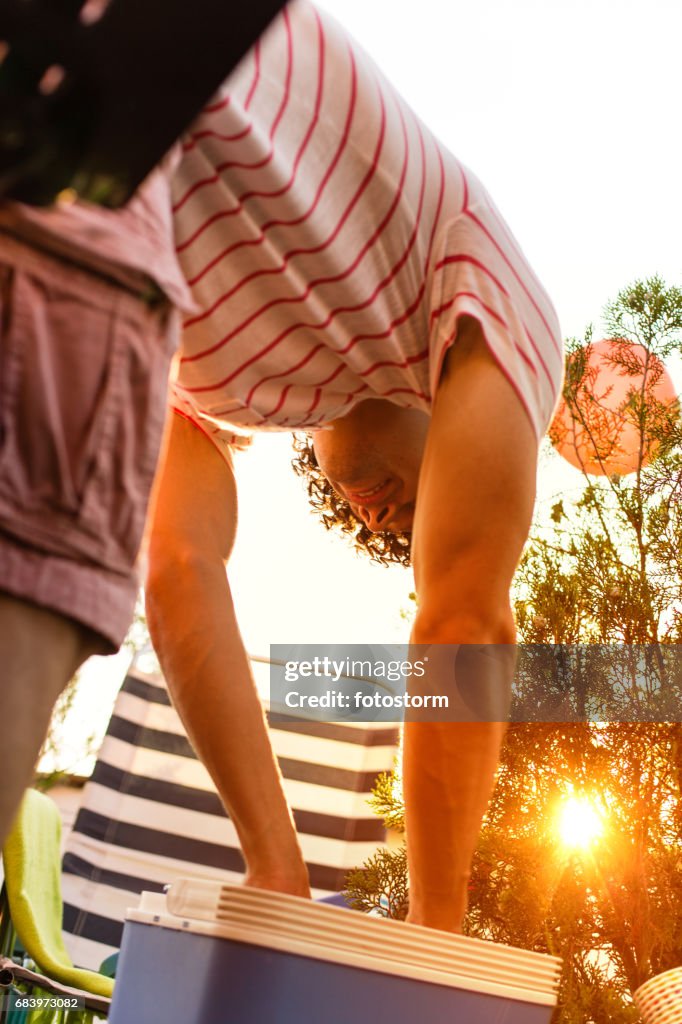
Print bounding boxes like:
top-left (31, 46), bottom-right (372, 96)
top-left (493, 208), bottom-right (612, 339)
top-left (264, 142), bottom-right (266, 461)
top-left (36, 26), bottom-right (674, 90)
top-left (51, 0), bottom-right (682, 773)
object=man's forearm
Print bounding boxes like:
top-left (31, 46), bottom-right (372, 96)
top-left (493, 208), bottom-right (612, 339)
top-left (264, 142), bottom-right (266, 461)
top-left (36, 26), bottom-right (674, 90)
top-left (146, 556), bottom-right (310, 896)
top-left (403, 718), bottom-right (507, 931)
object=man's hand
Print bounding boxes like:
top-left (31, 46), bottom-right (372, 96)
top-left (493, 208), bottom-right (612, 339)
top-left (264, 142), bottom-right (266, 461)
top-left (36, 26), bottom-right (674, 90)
top-left (146, 413), bottom-right (310, 897)
top-left (404, 315), bottom-right (539, 932)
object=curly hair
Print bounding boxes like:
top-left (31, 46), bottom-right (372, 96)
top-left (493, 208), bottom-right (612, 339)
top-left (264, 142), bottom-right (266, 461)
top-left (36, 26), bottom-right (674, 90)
top-left (291, 434), bottom-right (412, 567)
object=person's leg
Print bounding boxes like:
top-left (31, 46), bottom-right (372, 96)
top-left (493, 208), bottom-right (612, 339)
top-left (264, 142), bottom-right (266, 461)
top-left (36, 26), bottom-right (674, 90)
top-left (0, 595), bottom-right (100, 844)
top-left (0, 238), bottom-right (178, 845)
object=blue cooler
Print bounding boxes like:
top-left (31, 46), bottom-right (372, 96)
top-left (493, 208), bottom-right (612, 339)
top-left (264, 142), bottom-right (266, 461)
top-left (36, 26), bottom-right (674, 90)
top-left (109, 881), bottom-right (561, 1024)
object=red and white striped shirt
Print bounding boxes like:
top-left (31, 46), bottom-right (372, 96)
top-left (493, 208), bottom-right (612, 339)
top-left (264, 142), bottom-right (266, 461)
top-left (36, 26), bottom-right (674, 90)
top-left (172, 0), bottom-right (563, 455)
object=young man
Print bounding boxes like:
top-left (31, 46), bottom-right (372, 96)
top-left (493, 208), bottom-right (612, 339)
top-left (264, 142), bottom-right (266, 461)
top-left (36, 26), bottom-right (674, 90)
top-left (147, 0), bottom-right (564, 930)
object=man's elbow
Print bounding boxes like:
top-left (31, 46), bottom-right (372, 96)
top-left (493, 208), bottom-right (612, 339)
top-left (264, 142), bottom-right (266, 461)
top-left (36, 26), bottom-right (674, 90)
top-left (145, 541), bottom-right (219, 648)
top-left (147, 540), bottom-right (192, 606)
top-left (145, 545), bottom-right (186, 652)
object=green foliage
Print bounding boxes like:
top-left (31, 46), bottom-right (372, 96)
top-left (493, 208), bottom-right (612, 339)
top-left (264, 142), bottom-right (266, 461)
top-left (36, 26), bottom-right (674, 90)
top-left (368, 768), bottom-right (405, 833)
top-left (38, 592), bottom-right (153, 788)
top-left (350, 726), bottom-right (682, 1022)
top-left (123, 593), bottom-right (153, 653)
top-left (35, 672), bottom-right (98, 790)
top-left (346, 277), bottom-right (682, 1024)
top-left (603, 277), bottom-right (682, 361)
top-left (345, 846), bottom-right (409, 921)
top-left (474, 723), bottom-right (682, 1021)
top-left (520, 277), bottom-right (681, 650)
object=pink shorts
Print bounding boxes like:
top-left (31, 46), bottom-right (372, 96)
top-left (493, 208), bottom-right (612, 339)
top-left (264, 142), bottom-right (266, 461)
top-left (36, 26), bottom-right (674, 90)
top-left (0, 233), bottom-right (179, 651)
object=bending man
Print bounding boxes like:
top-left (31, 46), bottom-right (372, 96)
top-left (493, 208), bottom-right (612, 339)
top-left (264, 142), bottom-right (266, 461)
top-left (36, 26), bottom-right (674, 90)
top-left (147, 0), bottom-right (564, 930)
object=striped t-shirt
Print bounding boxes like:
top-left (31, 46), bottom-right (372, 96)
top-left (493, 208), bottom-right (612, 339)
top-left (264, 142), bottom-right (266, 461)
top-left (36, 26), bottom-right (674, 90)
top-left (172, 0), bottom-right (563, 455)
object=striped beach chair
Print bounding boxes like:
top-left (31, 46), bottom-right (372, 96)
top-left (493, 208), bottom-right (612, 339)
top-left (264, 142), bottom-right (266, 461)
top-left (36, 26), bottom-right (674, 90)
top-left (61, 661), bottom-right (398, 969)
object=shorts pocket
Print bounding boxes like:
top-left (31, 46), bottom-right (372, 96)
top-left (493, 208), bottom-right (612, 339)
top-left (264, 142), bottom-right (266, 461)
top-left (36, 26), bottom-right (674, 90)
top-left (0, 264), bottom-right (175, 574)
top-left (0, 268), bottom-right (120, 518)
top-left (77, 304), bottom-right (177, 569)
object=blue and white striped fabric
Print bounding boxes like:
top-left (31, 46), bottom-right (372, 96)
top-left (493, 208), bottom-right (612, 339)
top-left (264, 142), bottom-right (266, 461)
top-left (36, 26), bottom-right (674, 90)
top-left (61, 663), bottom-right (398, 970)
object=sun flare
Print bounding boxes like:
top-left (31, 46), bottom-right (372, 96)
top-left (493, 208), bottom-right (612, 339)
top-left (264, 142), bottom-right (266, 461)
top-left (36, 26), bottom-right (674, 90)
top-left (557, 796), bottom-right (604, 851)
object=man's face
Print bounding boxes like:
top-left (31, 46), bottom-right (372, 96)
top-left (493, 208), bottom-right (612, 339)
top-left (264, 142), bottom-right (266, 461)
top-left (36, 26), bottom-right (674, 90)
top-left (312, 401), bottom-right (430, 534)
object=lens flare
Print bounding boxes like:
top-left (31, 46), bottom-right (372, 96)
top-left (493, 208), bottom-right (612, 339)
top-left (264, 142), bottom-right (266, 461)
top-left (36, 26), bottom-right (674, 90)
top-left (557, 796), bottom-right (603, 850)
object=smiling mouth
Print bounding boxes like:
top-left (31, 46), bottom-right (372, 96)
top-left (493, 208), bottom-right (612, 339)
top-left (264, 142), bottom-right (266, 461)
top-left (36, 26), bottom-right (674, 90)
top-left (344, 478), bottom-right (393, 505)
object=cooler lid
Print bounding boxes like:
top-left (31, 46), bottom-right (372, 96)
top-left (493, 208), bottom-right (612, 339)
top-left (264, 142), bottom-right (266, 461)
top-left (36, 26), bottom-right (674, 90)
top-left (126, 881), bottom-right (562, 1008)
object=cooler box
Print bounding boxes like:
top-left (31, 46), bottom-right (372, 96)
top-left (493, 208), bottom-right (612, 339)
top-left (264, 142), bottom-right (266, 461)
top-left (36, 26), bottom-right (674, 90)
top-left (109, 882), bottom-right (562, 1024)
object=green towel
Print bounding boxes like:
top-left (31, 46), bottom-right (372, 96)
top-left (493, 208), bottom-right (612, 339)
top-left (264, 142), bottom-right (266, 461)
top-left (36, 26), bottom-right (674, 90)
top-left (3, 790), bottom-right (113, 999)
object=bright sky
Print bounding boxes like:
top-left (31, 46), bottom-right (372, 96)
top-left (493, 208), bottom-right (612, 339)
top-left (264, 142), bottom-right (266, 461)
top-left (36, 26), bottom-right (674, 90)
top-left (49, 0), bottom-right (682, 773)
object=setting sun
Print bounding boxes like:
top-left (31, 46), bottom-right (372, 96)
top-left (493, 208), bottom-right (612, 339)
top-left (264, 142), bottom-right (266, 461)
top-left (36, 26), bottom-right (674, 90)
top-left (557, 796), bottom-right (604, 851)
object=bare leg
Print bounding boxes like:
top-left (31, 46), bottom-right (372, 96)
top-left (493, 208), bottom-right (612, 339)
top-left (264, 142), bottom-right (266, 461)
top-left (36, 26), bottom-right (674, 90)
top-left (0, 594), bottom-right (99, 845)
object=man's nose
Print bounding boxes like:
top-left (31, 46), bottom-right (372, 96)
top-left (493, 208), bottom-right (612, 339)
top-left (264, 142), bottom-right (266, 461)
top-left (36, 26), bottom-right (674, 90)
top-left (358, 504), bottom-right (394, 531)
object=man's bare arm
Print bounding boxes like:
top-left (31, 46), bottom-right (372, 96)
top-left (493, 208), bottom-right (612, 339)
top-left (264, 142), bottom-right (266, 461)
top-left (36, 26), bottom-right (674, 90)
top-left (145, 413), bottom-right (310, 896)
top-left (405, 316), bottom-right (538, 932)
